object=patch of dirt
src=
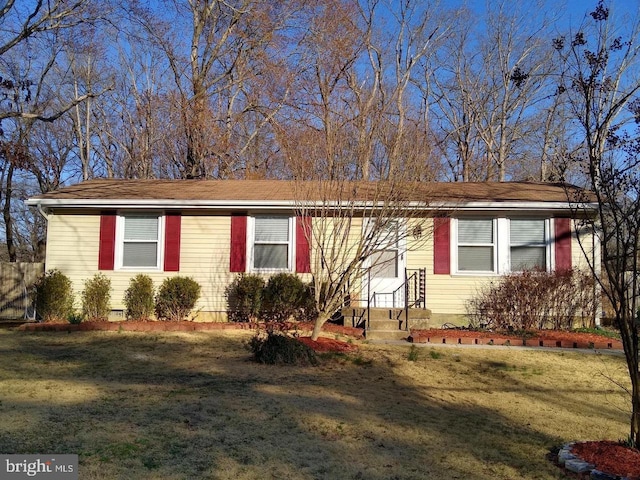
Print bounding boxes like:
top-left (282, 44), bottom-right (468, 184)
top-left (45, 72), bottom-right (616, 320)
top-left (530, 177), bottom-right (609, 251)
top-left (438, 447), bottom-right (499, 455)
top-left (297, 336), bottom-right (358, 353)
top-left (571, 441), bottom-right (640, 479)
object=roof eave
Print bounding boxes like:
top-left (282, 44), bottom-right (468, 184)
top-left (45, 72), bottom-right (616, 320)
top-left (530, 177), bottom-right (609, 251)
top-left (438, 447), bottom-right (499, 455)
top-left (25, 198), bottom-right (598, 212)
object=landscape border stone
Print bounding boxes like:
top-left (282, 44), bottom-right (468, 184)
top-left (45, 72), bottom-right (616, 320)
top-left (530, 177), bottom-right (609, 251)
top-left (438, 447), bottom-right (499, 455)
top-left (557, 443), bottom-right (632, 480)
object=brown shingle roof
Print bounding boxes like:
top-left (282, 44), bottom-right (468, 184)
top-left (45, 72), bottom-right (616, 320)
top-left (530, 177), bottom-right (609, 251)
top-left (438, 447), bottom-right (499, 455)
top-left (29, 179), bottom-right (593, 204)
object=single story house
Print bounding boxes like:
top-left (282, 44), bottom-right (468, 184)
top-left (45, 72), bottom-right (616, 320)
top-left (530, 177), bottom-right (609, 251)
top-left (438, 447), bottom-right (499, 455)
top-left (26, 179), bottom-right (599, 326)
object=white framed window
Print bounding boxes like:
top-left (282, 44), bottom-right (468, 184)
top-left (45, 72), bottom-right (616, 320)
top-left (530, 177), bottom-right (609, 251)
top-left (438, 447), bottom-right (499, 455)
top-left (116, 213), bottom-right (163, 269)
top-left (509, 219), bottom-right (549, 271)
top-left (456, 218), bottom-right (496, 272)
top-left (453, 217), bottom-right (552, 275)
top-left (251, 215), bottom-right (293, 271)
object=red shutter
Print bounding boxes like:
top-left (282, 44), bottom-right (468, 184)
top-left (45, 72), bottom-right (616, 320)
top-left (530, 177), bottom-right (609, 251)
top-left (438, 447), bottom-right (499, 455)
top-left (555, 217), bottom-right (572, 271)
top-left (164, 213), bottom-right (181, 272)
top-left (230, 214), bottom-right (247, 272)
top-left (296, 216), bottom-right (311, 273)
top-left (433, 217), bottom-right (451, 275)
top-left (98, 212), bottom-right (117, 270)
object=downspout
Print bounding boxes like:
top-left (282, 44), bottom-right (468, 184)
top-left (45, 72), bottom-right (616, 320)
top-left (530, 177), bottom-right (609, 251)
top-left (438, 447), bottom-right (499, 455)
top-left (35, 202), bottom-right (50, 221)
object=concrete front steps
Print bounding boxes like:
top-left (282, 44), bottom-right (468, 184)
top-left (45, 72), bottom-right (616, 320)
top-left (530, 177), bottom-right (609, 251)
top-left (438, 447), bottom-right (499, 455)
top-left (341, 307), bottom-right (432, 341)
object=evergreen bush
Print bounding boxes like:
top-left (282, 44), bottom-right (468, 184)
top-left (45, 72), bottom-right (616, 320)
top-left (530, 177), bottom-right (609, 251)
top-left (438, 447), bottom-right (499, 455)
top-left (225, 274), bottom-right (265, 322)
top-left (155, 276), bottom-right (201, 321)
top-left (82, 273), bottom-right (112, 321)
top-left (35, 269), bottom-right (74, 322)
top-left (260, 273), bottom-right (310, 322)
top-left (249, 331), bottom-right (318, 365)
top-left (124, 274), bottom-right (155, 321)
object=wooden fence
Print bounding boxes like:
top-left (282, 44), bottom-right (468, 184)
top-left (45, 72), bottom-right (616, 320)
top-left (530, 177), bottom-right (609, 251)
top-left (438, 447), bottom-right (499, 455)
top-left (0, 262), bottom-right (44, 320)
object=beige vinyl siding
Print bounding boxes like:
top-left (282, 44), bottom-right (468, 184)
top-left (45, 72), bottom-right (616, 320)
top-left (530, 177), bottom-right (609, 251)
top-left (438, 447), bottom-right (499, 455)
top-left (46, 213), bottom-right (101, 311)
top-left (44, 211), bottom-right (598, 322)
top-left (406, 219), bottom-right (487, 316)
top-left (45, 212), bottom-right (234, 318)
top-left (45, 212), bottom-right (313, 320)
top-left (180, 214), bottom-right (233, 313)
top-left (405, 218), bottom-right (596, 318)
top-left (309, 215), bottom-right (363, 278)
top-left (571, 219), bottom-right (598, 272)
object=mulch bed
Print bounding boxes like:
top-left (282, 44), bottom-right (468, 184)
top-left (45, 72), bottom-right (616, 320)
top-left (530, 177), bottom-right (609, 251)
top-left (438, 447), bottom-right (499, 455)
top-left (16, 321), bottom-right (623, 351)
top-left (571, 441), bottom-right (640, 479)
top-left (297, 336), bottom-right (359, 353)
top-left (16, 320), bottom-right (365, 339)
top-left (409, 328), bottom-right (623, 350)
top-left (16, 319), bottom-right (363, 354)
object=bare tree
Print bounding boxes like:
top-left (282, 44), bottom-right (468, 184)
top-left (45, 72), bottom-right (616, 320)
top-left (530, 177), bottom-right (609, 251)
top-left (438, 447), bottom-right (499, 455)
top-left (293, 179), bottom-right (432, 341)
top-left (0, 1), bottom-right (102, 123)
top-left (424, 1), bottom-right (560, 181)
top-left (127, 0), bottom-right (294, 179)
top-left (558, 0), bottom-right (640, 446)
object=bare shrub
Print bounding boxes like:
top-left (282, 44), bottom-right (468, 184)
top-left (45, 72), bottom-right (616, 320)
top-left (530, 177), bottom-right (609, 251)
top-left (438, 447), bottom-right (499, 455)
top-left (467, 269), bottom-right (596, 331)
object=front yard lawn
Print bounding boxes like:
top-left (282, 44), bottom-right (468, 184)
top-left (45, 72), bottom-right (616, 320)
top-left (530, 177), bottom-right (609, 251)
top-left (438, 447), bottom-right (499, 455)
top-left (0, 330), bottom-right (630, 479)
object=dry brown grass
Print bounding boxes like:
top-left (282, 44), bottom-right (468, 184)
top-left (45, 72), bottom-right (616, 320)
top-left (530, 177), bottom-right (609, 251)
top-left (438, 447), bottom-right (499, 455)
top-left (0, 330), bottom-right (630, 479)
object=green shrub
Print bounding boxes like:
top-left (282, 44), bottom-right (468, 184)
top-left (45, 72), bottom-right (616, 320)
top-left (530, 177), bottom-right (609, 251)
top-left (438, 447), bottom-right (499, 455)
top-left (299, 283), bottom-right (318, 322)
top-left (225, 274), bottom-right (265, 322)
top-left (35, 269), bottom-right (75, 322)
top-left (82, 273), bottom-right (112, 321)
top-left (155, 276), bottom-right (201, 321)
top-left (249, 331), bottom-right (318, 365)
top-left (261, 273), bottom-right (312, 322)
top-left (124, 274), bottom-right (155, 321)
top-left (68, 311), bottom-right (84, 325)
top-left (407, 345), bottom-right (419, 362)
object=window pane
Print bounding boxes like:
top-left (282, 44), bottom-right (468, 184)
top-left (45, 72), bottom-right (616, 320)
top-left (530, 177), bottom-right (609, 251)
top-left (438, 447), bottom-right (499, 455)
top-left (370, 250), bottom-right (398, 278)
top-left (123, 242), bottom-right (158, 267)
top-left (125, 216), bottom-right (158, 240)
top-left (459, 219), bottom-right (492, 243)
top-left (511, 246), bottom-right (546, 271)
top-left (254, 244), bottom-right (288, 269)
top-left (255, 217), bottom-right (289, 242)
top-left (458, 246), bottom-right (493, 271)
top-left (511, 219), bottom-right (545, 245)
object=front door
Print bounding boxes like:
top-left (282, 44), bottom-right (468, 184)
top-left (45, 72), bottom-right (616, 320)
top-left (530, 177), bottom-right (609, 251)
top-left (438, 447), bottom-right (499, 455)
top-left (364, 220), bottom-right (406, 307)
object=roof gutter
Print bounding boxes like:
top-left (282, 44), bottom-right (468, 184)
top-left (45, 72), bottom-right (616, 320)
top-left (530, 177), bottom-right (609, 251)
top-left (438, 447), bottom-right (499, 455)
top-left (27, 200), bottom-right (50, 221)
top-left (24, 198), bottom-right (599, 212)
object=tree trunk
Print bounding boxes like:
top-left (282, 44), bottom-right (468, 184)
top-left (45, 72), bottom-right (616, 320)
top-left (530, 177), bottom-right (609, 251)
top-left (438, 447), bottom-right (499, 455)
top-left (632, 374), bottom-right (640, 446)
top-left (311, 311), bottom-right (332, 341)
top-left (3, 164), bottom-right (16, 262)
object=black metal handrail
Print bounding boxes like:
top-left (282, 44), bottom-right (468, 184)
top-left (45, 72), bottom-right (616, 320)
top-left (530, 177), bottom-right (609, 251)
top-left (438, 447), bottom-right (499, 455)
top-left (348, 267), bottom-right (426, 331)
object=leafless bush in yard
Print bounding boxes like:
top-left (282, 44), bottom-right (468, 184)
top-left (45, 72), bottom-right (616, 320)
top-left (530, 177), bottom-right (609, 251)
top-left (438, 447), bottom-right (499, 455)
top-left (467, 269), bottom-right (596, 331)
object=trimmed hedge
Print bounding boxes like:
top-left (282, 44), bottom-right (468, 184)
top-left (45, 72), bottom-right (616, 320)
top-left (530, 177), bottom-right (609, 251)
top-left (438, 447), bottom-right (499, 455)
top-left (124, 274), bottom-right (155, 321)
top-left (35, 269), bottom-right (74, 322)
top-left (155, 276), bottom-right (201, 321)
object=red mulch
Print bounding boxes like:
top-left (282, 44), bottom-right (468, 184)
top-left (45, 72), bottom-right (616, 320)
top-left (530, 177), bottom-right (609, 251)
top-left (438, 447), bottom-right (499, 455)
top-left (17, 320), bottom-right (364, 337)
top-left (409, 328), bottom-right (623, 350)
top-left (297, 336), bottom-right (359, 353)
top-left (17, 321), bottom-right (621, 350)
top-left (571, 441), bottom-right (640, 479)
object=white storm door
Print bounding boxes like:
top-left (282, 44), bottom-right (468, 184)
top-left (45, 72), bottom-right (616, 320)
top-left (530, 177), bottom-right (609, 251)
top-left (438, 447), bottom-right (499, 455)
top-left (365, 220), bottom-right (406, 307)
